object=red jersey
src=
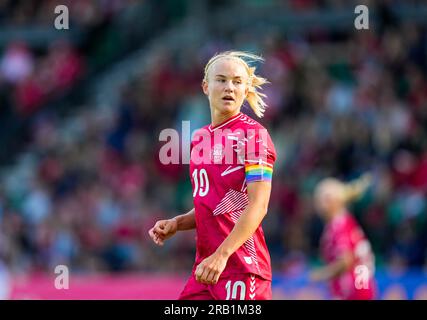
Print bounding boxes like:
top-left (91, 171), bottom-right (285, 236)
top-left (189, 112), bottom-right (276, 281)
top-left (320, 211), bottom-right (376, 300)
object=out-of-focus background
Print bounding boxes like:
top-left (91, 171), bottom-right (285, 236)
top-left (0, 0), bottom-right (427, 300)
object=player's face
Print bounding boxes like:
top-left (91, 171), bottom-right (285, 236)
top-left (203, 58), bottom-right (249, 116)
top-left (314, 181), bottom-right (344, 219)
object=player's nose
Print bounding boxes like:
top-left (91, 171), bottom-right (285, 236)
top-left (224, 80), bottom-right (234, 92)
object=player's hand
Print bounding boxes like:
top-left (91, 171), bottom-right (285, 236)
top-left (195, 252), bottom-right (228, 285)
top-left (148, 218), bottom-right (178, 246)
top-left (309, 269), bottom-right (326, 282)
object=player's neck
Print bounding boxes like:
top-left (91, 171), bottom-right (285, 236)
top-left (327, 208), bottom-right (347, 222)
top-left (210, 110), bottom-right (241, 128)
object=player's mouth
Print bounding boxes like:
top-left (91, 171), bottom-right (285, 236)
top-left (222, 95), bottom-right (235, 102)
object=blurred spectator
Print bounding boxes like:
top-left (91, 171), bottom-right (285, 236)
top-left (0, 41), bottom-right (34, 85)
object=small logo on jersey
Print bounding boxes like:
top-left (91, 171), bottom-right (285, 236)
top-left (249, 275), bottom-right (256, 300)
top-left (244, 256), bottom-right (253, 265)
top-left (240, 115), bottom-right (257, 125)
top-left (211, 143), bottom-right (224, 163)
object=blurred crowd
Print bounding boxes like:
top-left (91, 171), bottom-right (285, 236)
top-left (0, 0), bottom-right (132, 26)
top-left (0, 40), bottom-right (84, 117)
top-left (0, 1), bottom-right (427, 276)
top-left (0, 0), bottom-right (141, 114)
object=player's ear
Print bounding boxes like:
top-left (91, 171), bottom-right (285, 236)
top-left (202, 80), bottom-right (209, 96)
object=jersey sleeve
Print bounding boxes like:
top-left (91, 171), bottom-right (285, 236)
top-left (244, 127), bottom-right (276, 183)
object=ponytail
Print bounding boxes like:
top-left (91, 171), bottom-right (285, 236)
top-left (343, 174), bottom-right (372, 204)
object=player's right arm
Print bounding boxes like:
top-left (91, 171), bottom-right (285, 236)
top-left (309, 252), bottom-right (354, 282)
top-left (148, 208), bottom-right (196, 246)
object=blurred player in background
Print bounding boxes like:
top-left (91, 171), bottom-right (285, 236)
top-left (310, 174), bottom-right (377, 300)
top-left (149, 51), bottom-right (276, 300)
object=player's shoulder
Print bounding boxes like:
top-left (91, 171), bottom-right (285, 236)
top-left (192, 124), bottom-right (211, 136)
top-left (332, 212), bottom-right (360, 236)
top-left (344, 212), bottom-right (361, 229)
top-left (234, 113), bottom-right (269, 131)
top-left (190, 125), bottom-right (210, 147)
top-left (235, 113), bottom-right (276, 156)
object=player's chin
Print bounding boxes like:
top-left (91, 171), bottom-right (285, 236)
top-left (219, 101), bottom-right (239, 113)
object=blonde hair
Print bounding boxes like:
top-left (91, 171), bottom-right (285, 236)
top-left (203, 51), bottom-right (269, 118)
top-left (343, 173), bottom-right (372, 204)
top-left (315, 174), bottom-right (372, 205)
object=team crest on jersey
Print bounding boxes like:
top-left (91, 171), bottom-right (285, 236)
top-left (211, 143), bottom-right (224, 163)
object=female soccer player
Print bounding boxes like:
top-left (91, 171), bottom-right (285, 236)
top-left (310, 175), bottom-right (377, 300)
top-left (149, 51), bottom-right (276, 300)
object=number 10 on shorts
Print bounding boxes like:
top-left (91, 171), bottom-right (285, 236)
top-left (225, 280), bottom-right (246, 300)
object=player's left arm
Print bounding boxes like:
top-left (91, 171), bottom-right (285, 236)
top-left (195, 181), bottom-right (271, 285)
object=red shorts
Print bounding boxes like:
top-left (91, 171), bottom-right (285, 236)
top-left (178, 273), bottom-right (272, 300)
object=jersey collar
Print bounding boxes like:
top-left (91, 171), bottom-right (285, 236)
top-left (208, 112), bottom-right (242, 132)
